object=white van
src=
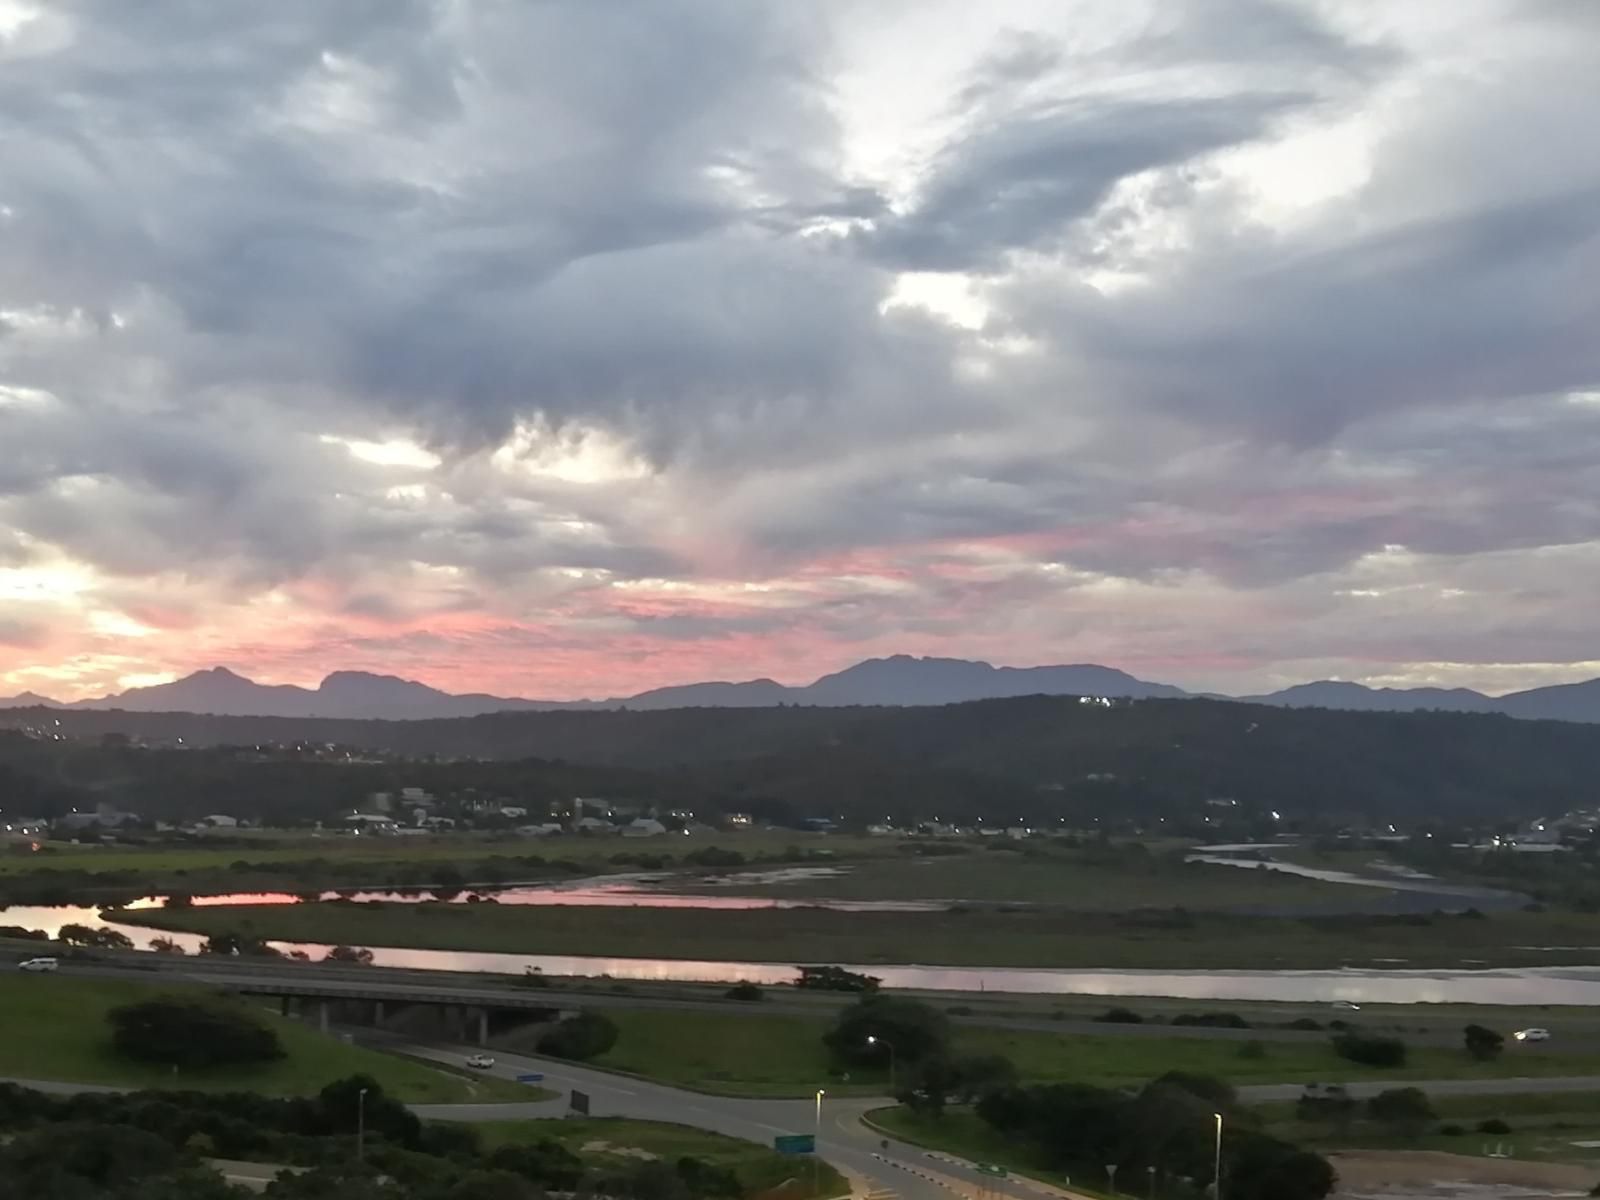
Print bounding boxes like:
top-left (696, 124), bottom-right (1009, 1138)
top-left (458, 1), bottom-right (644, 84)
top-left (18, 957), bottom-right (58, 973)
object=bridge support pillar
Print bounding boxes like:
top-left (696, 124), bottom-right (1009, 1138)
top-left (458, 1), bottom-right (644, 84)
top-left (373, 1000), bottom-right (385, 1025)
top-left (280, 995), bottom-right (291, 1018)
top-left (477, 1008), bottom-right (489, 1046)
top-left (318, 1000), bottom-right (330, 1034)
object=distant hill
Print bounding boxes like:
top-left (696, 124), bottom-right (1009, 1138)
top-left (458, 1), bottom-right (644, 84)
top-left (8, 693), bottom-right (1600, 828)
top-left (1240, 681), bottom-right (1499, 714)
top-left (4, 654), bottom-right (1600, 723)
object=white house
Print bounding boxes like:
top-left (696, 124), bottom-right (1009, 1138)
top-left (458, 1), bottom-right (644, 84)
top-left (202, 814), bottom-right (239, 829)
top-left (623, 818), bottom-right (667, 838)
top-left (573, 816), bottom-right (613, 834)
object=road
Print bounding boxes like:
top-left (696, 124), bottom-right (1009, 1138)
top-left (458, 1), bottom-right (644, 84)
top-left (399, 1041), bottom-right (1094, 1200)
top-left (1239, 1075), bottom-right (1600, 1102)
top-left (46, 956), bottom-right (1590, 1052)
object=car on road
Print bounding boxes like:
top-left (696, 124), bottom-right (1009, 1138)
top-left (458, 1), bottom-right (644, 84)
top-left (1513, 1028), bottom-right (1551, 1042)
top-left (465, 1053), bottom-right (496, 1069)
top-left (17, 957), bottom-right (58, 973)
top-left (1331, 1001), bottom-right (1361, 1011)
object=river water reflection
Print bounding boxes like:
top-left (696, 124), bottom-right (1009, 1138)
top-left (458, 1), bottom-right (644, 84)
top-left (8, 897), bottom-right (1600, 1005)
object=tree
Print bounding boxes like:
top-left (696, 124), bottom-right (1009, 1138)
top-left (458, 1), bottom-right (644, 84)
top-left (316, 1076), bottom-right (421, 1150)
top-left (57, 923), bottom-right (134, 950)
top-left (1366, 1087), bottom-right (1435, 1139)
top-left (107, 998), bottom-right (283, 1070)
top-left (536, 1012), bottom-right (618, 1061)
top-left (1225, 1131), bottom-right (1336, 1200)
top-left (200, 931), bottom-right (281, 958)
top-left (898, 1054), bottom-right (1017, 1116)
top-left (1332, 1032), bottom-right (1407, 1067)
top-left (1464, 1023), bottom-right (1504, 1061)
top-left (823, 997), bottom-right (949, 1069)
top-left (148, 937), bottom-right (186, 955)
top-left (0, 1122), bottom-right (180, 1195)
top-left (795, 965), bottom-right (880, 993)
top-left (323, 945), bottom-right (375, 966)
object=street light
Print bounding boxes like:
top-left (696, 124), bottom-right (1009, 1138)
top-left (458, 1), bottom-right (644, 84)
top-left (357, 1087), bottom-right (369, 1162)
top-left (865, 1035), bottom-right (896, 1092)
top-left (814, 1089), bottom-right (825, 1195)
top-left (1212, 1112), bottom-right (1223, 1200)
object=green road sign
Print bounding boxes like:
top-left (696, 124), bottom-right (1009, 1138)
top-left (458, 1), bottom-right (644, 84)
top-left (975, 1164), bottom-right (1008, 1177)
top-left (774, 1134), bottom-right (816, 1155)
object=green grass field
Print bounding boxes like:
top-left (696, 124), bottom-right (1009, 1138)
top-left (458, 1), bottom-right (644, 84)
top-left (580, 1010), bottom-right (1600, 1096)
top-left (475, 1117), bottom-right (848, 1198)
top-left (0, 973), bottom-right (514, 1102)
top-left (112, 896), bottom-right (1600, 970)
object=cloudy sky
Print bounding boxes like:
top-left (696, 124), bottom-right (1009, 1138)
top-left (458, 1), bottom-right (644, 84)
top-left (2, 0), bottom-right (1597, 702)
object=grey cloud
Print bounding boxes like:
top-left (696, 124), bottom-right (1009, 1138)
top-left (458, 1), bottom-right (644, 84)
top-left (856, 92), bottom-right (1310, 271)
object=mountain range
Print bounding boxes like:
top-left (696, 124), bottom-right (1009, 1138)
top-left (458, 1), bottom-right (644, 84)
top-left (4, 655), bottom-right (1600, 723)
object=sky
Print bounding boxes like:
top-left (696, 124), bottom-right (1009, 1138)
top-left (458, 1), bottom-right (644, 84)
top-left (2, 0), bottom-right (1598, 703)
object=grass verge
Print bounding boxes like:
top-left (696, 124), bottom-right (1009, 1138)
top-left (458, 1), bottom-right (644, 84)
top-left (584, 1010), bottom-right (1600, 1096)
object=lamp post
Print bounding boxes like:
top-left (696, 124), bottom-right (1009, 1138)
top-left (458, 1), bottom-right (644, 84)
top-left (814, 1089), bottom-right (825, 1195)
top-left (1212, 1112), bottom-right (1223, 1200)
top-left (357, 1087), bottom-right (369, 1163)
top-left (866, 1035), bottom-right (896, 1092)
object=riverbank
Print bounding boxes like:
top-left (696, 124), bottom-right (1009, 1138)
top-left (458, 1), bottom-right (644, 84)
top-left (107, 898), bottom-right (1600, 971)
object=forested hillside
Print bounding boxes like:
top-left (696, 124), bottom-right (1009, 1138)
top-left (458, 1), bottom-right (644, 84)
top-left (3, 696), bottom-right (1597, 828)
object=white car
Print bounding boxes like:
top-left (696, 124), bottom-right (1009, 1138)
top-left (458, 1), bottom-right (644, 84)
top-left (1331, 1001), bottom-right (1361, 1011)
top-left (1514, 1028), bottom-right (1550, 1043)
top-left (465, 1053), bottom-right (496, 1069)
top-left (18, 957), bottom-right (58, 973)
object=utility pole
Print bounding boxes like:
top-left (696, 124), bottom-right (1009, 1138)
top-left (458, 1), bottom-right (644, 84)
top-left (356, 1087), bottom-right (369, 1162)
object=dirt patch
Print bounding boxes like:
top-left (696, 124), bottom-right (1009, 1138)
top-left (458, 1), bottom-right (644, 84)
top-left (1330, 1149), bottom-right (1597, 1197)
top-left (581, 1139), bottom-right (658, 1161)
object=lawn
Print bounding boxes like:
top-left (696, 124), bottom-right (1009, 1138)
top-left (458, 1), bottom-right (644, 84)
top-left (113, 896), bottom-right (1600, 970)
top-left (0, 973), bottom-right (513, 1102)
top-left (475, 1117), bottom-right (848, 1199)
top-left (584, 1010), bottom-right (1600, 1097)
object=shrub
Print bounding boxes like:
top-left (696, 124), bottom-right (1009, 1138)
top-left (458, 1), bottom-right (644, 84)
top-left (824, 996), bottom-right (950, 1068)
top-left (1366, 1087), bottom-right (1434, 1138)
top-left (323, 944), bottom-right (375, 965)
top-left (1463, 1023), bottom-right (1505, 1061)
top-left (1439, 1123), bottom-right (1466, 1136)
top-left (107, 997), bottom-right (284, 1070)
top-left (536, 1012), bottom-right (618, 1062)
top-left (724, 982), bottom-right (764, 1002)
top-left (1285, 1017), bottom-right (1324, 1031)
top-left (1477, 1117), bottom-right (1512, 1135)
top-left (1094, 1007), bottom-right (1145, 1024)
top-left (1332, 1032), bottom-right (1407, 1067)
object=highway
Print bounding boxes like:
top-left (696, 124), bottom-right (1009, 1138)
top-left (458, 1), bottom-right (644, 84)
top-left (43, 954), bottom-right (1594, 1053)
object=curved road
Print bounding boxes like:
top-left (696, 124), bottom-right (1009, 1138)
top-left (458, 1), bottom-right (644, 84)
top-left (401, 1041), bottom-right (1091, 1200)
